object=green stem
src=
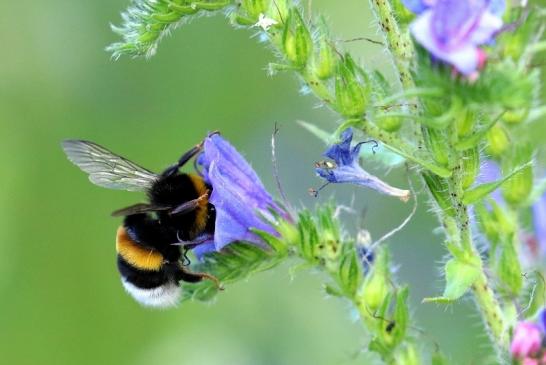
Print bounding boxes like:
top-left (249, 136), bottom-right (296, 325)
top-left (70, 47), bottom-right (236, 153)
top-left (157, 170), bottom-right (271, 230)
top-left (367, 0), bottom-right (425, 150)
top-left (472, 273), bottom-right (508, 349)
top-left (446, 160), bottom-right (507, 351)
top-left (368, 0), bottom-right (414, 89)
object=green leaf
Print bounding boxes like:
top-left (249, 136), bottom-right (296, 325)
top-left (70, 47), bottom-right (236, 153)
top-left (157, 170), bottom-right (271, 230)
top-left (297, 120), bottom-right (333, 144)
top-left (181, 242), bottom-right (285, 302)
top-left (383, 144), bottom-right (451, 177)
top-left (462, 161), bottom-right (532, 205)
top-left (454, 112), bottom-right (503, 151)
top-left (379, 87), bottom-right (443, 105)
top-left (423, 257), bottom-right (480, 303)
top-left (391, 287), bottom-right (409, 347)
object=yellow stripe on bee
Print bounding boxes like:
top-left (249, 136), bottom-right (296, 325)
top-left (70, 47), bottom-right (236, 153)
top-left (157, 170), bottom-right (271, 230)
top-left (116, 226), bottom-right (164, 271)
top-left (188, 174), bottom-right (209, 237)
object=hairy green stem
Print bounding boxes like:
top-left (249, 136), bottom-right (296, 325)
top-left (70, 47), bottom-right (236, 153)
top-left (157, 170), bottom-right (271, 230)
top-left (367, 0), bottom-right (414, 89)
top-left (472, 272), bottom-right (508, 349)
top-left (447, 157), bottom-right (507, 351)
top-left (368, 0), bottom-right (509, 352)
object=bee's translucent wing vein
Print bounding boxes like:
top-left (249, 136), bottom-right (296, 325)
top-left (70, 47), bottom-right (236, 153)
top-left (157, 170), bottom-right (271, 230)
top-left (62, 140), bottom-right (157, 192)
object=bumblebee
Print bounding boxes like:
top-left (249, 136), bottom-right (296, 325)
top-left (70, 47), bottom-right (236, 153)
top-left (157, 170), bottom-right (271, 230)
top-left (62, 138), bottom-right (219, 308)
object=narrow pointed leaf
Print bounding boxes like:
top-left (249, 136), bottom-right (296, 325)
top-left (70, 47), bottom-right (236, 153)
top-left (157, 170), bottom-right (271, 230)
top-left (462, 162), bottom-right (532, 205)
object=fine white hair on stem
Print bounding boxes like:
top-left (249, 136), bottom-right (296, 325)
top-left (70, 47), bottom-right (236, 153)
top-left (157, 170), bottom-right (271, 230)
top-left (368, 175), bottom-right (418, 253)
top-left (271, 123), bottom-right (292, 211)
top-left (519, 271), bottom-right (546, 316)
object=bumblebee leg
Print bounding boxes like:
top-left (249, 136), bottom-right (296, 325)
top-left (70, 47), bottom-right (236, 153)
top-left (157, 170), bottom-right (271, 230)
top-left (169, 190), bottom-right (209, 215)
top-left (178, 267), bottom-right (223, 290)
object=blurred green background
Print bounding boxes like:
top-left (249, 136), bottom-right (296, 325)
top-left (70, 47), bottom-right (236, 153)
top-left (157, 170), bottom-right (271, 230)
top-left (1, 1), bottom-right (545, 364)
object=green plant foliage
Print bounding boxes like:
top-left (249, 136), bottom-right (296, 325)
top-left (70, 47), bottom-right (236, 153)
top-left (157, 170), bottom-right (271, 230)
top-left (108, 0), bottom-right (234, 58)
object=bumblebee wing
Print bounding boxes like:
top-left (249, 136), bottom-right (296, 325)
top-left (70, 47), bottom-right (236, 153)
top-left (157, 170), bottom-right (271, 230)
top-left (111, 203), bottom-right (171, 217)
top-left (62, 140), bottom-right (157, 192)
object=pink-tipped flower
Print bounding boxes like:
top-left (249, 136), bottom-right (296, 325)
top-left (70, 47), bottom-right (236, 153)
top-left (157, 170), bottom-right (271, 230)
top-left (402, 0), bottom-right (505, 75)
top-left (511, 322), bottom-right (542, 359)
top-left (522, 358), bottom-right (539, 365)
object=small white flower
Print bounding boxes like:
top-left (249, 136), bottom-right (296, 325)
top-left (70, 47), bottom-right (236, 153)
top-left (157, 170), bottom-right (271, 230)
top-left (254, 13), bottom-right (278, 31)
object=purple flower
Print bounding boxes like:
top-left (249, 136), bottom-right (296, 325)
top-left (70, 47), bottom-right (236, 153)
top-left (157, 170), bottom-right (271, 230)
top-left (402, 0), bottom-right (436, 14)
top-left (315, 129), bottom-right (410, 202)
top-left (194, 133), bottom-right (283, 256)
top-left (532, 192), bottom-right (546, 256)
top-left (511, 322), bottom-right (542, 359)
top-left (477, 159), bottom-right (503, 204)
top-left (404, 0), bottom-right (504, 75)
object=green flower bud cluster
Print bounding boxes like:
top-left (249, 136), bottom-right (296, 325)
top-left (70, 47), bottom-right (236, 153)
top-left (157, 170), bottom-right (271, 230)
top-left (282, 205), bottom-right (420, 361)
top-left (107, 0), bottom-right (234, 58)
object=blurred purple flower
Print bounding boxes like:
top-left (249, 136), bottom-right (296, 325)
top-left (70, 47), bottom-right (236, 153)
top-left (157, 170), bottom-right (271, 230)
top-left (403, 0), bottom-right (504, 75)
top-left (477, 159), bottom-right (503, 204)
top-left (315, 129), bottom-right (410, 202)
top-left (402, 0), bottom-right (506, 15)
top-left (195, 133), bottom-right (283, 256)
top-left (532, 192), bottom-right (546, 256)
top-left (402, 0), bottom-right (436, 14)
top-left (511, 321), bottom-right (542, 359)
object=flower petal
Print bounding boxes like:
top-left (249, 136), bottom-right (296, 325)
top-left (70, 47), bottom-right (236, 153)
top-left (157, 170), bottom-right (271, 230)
top-left (431, 0), bottom-right (487, 51)
top-left (510, 322), bottom-right (542, 358)
top-left (411, 10), bottom-right (480, 74)
top-left (468, 10), bottom-right (503, 45)
top-left (410, 1), bottom-right (503, 75)
top-left (192, 240), bottom-right (216, 258)
top-left (316, 163), bottom-right (410, 202)
top-left (199, 134), bottom-right (280, 251)
top-left (402, 0), bottom-right (435, 14)
top-left (488, 0), bottom-right (506, 16)
top-left (323, 128), bottom-right (356, 165)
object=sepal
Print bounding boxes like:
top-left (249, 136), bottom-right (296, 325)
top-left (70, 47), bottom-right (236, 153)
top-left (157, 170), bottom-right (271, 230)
top-left (282, 9), bottom-right (313, 68)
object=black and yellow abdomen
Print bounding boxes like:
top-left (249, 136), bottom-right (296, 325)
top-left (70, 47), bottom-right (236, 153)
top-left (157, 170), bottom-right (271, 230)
top-left (115, 226), bottom-right (182, 307)
top-left (116, 226), bottom-right (164, 271)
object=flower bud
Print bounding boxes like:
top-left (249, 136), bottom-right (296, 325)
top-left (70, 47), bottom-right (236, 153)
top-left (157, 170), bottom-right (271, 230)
top-left (501, 145), bottom-right (533, 206)
top-left (283, 9), bottom-right (313, 68)
top-left (242, 0), bottom-right (269, 20)
top-left (423, 127), bottom-right (449, 167)
top-left (486, 124), bottom-right (509, 157)
top-left (375, 110), bottom-right (402, 132)
top-left (312, 36), bottom-right (336, 80)
top-left (335, 55), bottom-right (369, 117)
top-left (266, 0), bottom-right (288, 24)
top-left (461, 147), bottom-right (479, 189)
top-left (474, 202), bottom-right (500, 244)
top-left (511, 322), bottom-right (542, 359)
top-left (166, 3), bottom-right (199, 16)
top-left (455, 106), bottom-right (475, 138)
top-left (502, 108), bottom-right (529, 124)
top-left (357, 249), bottom-right (389, 312)
top-left (395, 344), bottom-right (421, 365)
